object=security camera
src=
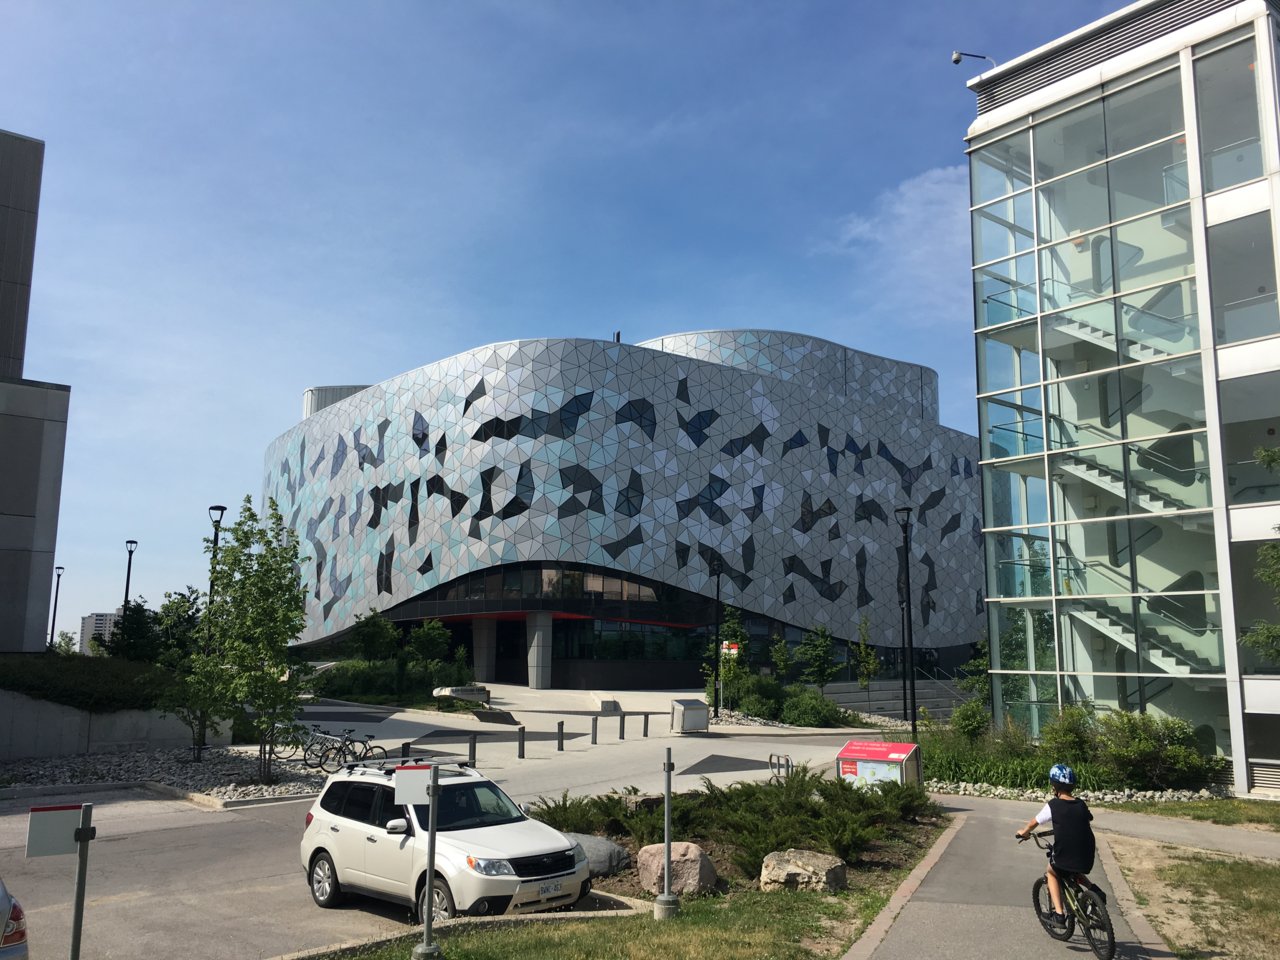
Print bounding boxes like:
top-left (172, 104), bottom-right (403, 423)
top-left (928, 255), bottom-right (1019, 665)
top-left (952, 50), bottom-right (963, 65)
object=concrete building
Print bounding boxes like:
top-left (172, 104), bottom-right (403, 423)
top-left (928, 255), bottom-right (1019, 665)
top-left (966, 0), bottom-right (1280, 794)
top-left (78, 611), bottom-right (118, 654)
top-left (0, 129), bottom-right (68, 653)
top-left (264, 331), bottom-right (984, 690)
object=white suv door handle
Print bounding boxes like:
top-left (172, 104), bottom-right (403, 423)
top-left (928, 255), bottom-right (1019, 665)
top-left (366, 836), bottom-right (377, 843)
top-left (329, 825), bottom-right (340, 833)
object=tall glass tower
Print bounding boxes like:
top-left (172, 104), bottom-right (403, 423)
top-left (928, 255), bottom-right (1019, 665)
top-left (967, 0), bottom-right (1280, 796)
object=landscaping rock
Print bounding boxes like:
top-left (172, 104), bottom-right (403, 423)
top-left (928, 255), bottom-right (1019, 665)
top-left (637, 841), bottom-right (718, 895)
top-left (564, 833), bottom-right (630, 878)
top-left (759, 848), bottom-right (847, 893)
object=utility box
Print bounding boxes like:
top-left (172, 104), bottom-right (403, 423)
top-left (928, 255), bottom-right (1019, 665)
top-left (835, 740), bottom-right (920, 787)
top-left (670, 699), bottom-right (709, 733)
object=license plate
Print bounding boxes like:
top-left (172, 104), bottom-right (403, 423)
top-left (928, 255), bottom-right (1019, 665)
top-left (537, 880), bottom-right (562, 897)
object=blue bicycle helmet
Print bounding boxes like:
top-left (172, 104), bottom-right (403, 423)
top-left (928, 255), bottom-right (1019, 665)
top-left (1049, 763), bottom-right (1077, 788)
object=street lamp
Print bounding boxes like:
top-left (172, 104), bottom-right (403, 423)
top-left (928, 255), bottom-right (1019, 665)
top-left (894, 507), bottom-right (919, 743)
top-left (709, 557), bottom-right (723, 719)
top-left (48, 565), bottom-right (65, 650)
top-left (123, 540), bottom-right (138, 619)
top-left (197, 504), bottom-right (228, 760)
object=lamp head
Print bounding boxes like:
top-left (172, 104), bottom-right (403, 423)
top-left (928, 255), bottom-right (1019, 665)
top-left (209, 504), bottom-right (227, 525)
top-left (126, 539), bottom-right (138, 554)
top-left (951, 50), bottom-right (963, 64)
top-left (55, 565), bottom-right (65, 576)
top-left (894, 506), bottom-right (913, 528)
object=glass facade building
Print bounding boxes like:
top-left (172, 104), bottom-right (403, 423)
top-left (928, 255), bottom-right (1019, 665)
top-left (967, 0), bottom-right (1280, 795)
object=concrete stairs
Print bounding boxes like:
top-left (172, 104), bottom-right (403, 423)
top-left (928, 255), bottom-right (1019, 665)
top-left (823, 678), bottom-right (972, 724)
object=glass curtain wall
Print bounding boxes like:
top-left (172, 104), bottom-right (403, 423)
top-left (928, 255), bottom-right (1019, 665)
top-left (971, 38), bottom-right (1267, 754)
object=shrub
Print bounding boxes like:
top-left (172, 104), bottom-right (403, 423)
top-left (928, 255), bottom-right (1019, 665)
top-left (991, 712), bottom-right (1037, 757)
top-left (738, 693), bottom-right (780, 721)
top-left (0, 652), bottom-right (173, 713)
top-left (950, 699), bottom-right (990, 741)
top-left (1095, 711), bottom-right (1220, 789)
top-left (529, 791), bottom-right (604, 834)
top-left (781, 690), bottom-right (844, 727)
top-left (1038, 705), bottom-right (1098, 766)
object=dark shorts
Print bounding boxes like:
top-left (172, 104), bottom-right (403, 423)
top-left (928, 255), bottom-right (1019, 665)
top-left (1050, 855), bottom-right (1093, 877)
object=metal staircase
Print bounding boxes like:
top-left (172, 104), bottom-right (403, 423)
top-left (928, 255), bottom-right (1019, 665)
top-left (1065, 597), bottom-right (1217, 677)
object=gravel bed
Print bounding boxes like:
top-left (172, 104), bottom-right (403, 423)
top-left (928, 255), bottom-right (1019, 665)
top-left (0, 747), bottom-right (327, 802)
top-left (709, 708), bottom-right (910, 730)
top-left (925, 778), bottom-right (1233, 804)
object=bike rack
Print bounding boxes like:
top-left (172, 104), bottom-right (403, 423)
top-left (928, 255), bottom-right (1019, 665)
top-left (768, 753), bottom-right (794, 780)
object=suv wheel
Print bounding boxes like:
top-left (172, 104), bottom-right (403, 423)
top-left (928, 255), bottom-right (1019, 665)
top-left (310, 852), bottom-right (343, 908)
top-left (419, 876), bottom-right (456, 922)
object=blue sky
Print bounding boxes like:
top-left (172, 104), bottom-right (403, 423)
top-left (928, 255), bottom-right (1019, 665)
top-left (5, 0), bottom-right (1128, 640)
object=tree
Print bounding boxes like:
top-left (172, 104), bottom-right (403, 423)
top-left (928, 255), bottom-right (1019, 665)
top-left (352, 609), bottom-right (400, 663)
top-left (88, 631), bottom-right (107, 656)
top-left (52, 630), bottom-right (77, 655)
top-left (103, 598), bottom-right (163, 661)
top-left (206, 496), bottom-right (311, 784)
top-left (705, 607), bottom-right (749, 710)
top-left (1241, 445), bottom-right (1280, 666)
top-left (408, 619), bottom-right (451, 666)
top-left (156, 586), bottom-right (234, 758)
top-left (769, 633), bottom-right (791, 681)
top-left (854, 616), bottom-right (880, 689)
top-left (797, 625), bottom-right (839, 693)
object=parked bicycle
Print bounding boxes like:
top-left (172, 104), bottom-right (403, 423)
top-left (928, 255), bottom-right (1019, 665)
top-left (1019, 830), bottom-right (1115, 960)
top-left (318, 729), bottom-right (388, 773)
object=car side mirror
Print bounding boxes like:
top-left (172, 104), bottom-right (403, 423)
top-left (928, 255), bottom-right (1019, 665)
top-left (385, 818), bottom-right (410, 835)
top-left (518, 803), bottom-right (530, 814)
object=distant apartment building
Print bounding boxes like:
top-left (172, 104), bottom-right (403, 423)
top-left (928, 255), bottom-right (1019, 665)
top-left (966, 0), bottom-right (1280, 795)
top-left (78, 611), bottom-right (118, 653)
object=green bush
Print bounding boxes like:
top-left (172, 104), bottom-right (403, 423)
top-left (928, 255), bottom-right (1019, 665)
top-left (1038, 705), bottom-right (1098, 766)
top-left (0, 653), bottom-right (174, 713)
top-left (738, 693), bottom-right (780, 721)
top-left (780, 690), bottom-right (844, 727)
top-left (950, 699), bottom-right (990, 741)
top-left (1095, 711), bottom-right (1221, 789)
top-left (529, 791), bottom-right (604, 834)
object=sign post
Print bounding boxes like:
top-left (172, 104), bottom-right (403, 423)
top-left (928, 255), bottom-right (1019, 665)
top-left (399, 766), bottom-right (442, 959)
top-left (26, 802), bottom-right (97, 960)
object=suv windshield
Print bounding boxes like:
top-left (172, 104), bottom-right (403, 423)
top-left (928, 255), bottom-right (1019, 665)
top-left (412, 781), bottom-right (525, 832)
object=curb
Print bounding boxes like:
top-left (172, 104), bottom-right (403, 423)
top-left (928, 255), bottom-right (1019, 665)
top-left (0, 779), bottom-right (318, 811)
top-left (261, 893), bottom-right (648, 960)
top-left (840, 813), bottom-right (967, 960)
top-left (1096, 834), bottom-right (1175, 960)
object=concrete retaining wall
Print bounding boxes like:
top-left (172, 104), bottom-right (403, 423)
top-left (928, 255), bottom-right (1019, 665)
top-left (0, 689), bottom-right (231, 761)
top-left (824, 679), bottom-right (971, 722)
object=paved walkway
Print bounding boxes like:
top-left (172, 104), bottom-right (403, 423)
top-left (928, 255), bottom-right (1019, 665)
top-left (849, 793), bottom-right (1280, 960)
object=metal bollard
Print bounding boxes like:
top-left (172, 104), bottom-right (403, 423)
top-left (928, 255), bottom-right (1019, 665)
top-left (401, 742), bottom-right (411, 759)
top-left (619, 713), bottom-right (626, 741)
top-left (468, 733), bottom-right (477, 766)
top-left (557, 720), bottom-right (564, 752)
top-left (517, 725), bottom-right (526, 759)
top-left (591, 716), bottom-right (598, 745)
top-left (643, 713), bottom-right (650, 738)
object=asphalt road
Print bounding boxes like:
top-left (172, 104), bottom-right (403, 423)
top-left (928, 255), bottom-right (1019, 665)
top-left (0, 788), bottom-right (410, 960)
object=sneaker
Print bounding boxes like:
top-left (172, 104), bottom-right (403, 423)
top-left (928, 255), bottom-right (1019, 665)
top-left (1050, 911), bottom-right (1068, 928)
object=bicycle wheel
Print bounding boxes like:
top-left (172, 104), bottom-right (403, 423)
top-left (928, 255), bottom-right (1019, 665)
top-left (1078, 888), bottom-right (1115, 960)
top-left (302, 740), bottom-right (327, 768)
top-left (364, 745), bottom-right (388, 761)
top-left (319, 745), bottom-right (346, 773)
top-left (1032, 877), bottom-right (1074, 941)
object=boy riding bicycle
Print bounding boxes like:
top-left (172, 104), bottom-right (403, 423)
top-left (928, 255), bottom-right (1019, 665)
top-left (1015, 763), bottom-right (1105, 927)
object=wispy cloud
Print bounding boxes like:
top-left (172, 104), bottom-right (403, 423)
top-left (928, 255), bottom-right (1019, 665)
top-left (819, 165), bottom-right (971, 332)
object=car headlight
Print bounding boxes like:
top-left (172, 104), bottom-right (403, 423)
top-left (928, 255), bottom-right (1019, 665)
top-left (572, 842), bottom-right (587, 865)
top-left (466, 856), bottom-right (515, 876)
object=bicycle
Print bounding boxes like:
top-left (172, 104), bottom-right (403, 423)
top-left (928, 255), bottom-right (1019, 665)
top-left (318, 729), bottom-right (388, 773)
top-left (1019, 830), bottom-right (1115, 960)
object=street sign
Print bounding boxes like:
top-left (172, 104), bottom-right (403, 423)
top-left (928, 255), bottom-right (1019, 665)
top-left (26, 804), bottom-right (83, 857)
top-left (394, 765), bottom-right (435, 806)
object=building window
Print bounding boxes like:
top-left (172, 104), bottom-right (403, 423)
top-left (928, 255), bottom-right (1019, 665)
top-left (970, 130), bottom-right (1032, 204)
top-left (1195, 36), bottom-right (1264, 193)
top-left (1219, 370), bottom-right (1280, 505)
top-left (1207, 212), bottom-right (1280, 344)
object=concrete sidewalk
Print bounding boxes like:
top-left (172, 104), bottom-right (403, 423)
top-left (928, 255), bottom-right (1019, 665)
top-left (850, 792), bottom-right (1280, 960)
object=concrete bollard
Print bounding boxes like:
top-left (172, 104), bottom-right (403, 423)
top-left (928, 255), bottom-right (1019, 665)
top-left (401, 742), bottom-right (411, 759)
top-left (591, 716), bottom-right (598, 745)
top-left (643, 713), bottom-right (650, 738)
top-left (468, 733), bottom-right (477, 766)
top-left (619, 713), bottom-right (626, 741)
top-left (517, 725), bottom-right (525, 759)
top-left (557, 720), bottom-right (564, 751)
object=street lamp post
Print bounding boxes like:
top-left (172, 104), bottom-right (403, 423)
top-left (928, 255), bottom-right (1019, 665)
top-left (122, 540), bottom-right (138, 620)
top-left (196, 505), bottom-right (228, 760)
top-left (48, 565), bottom-right (65, 650)
top-left (894, 507), bottom-right (919, 743)
top-left (710, 557), bottom-right (723, 719)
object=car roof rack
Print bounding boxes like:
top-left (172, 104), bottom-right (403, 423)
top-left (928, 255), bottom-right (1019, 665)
top-left (339, 756), bottom-right (480, 777)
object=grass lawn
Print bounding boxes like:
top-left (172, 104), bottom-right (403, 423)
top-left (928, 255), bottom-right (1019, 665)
top-left (1157, 853), bottom-right (1280, 959)
top-left (1104, 798), bottom-right (1280, 831)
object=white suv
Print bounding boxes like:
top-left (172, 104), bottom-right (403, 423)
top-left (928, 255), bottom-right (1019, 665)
top-left (300, 760), bottom-right (590, 921)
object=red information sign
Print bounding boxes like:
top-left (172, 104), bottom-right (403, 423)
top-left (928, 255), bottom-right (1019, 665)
top-left (835, 740), bottom-right (920, 786)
